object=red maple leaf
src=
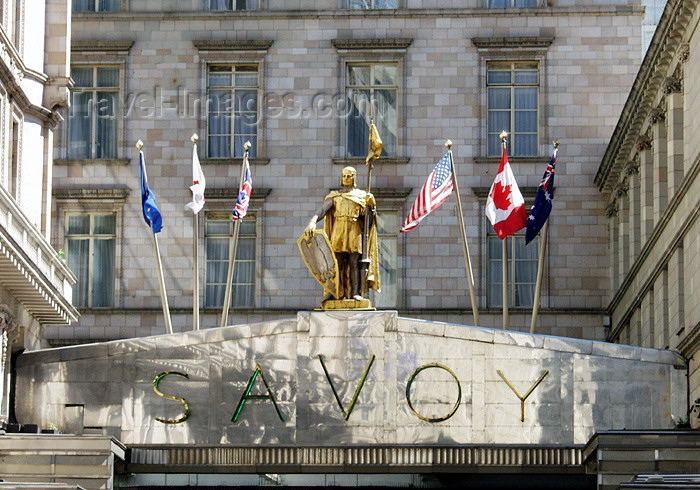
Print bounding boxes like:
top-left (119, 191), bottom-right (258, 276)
top-left (490, 181), bottom-right (512, 210)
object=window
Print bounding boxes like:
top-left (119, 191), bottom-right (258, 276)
top-left (369, 210), bottom-right (399, 308)
top-left (487, 232), bottom-right (537, 308)
top-left (72, 0), bottom-right (119, 11)
top-left (347, 0), bottom-right (397, 8)
top-left (488, 0), bottom-right (537, 6)
top-left (65, 213), bottom-right (116, 308)
top-left (205, 213), bottom-right (256, 308)
top-left (204, 0), bottom-right (258, 9)
top-left (8, 115), bottom-right (19, 199)
top-left (487, 62), bottom-right (538, 157)
top-left (207, 65), bottom-right (258, 158)
top-left (346, 63), bottom-right (397, 158)
top-left (68, 66), bottom-right (119, 159)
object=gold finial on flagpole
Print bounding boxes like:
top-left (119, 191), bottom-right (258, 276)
top-left (191, 133), bottom-right (199, 144)
top-left (444, 139), bottom-right (453, 150)
top-left (500, 131), bottom-right (508, 143)
top-left (244, 141), bottom-right (252, 151)
top-left (136, 140), bottom-right (144, 150)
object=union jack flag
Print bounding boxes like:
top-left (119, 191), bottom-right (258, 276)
top-left (232, 153), bottom-right (252, 220)
top-left (401, 153), bottom-right (454, 232)
top-left (525, 149), bottom-right (557, 244)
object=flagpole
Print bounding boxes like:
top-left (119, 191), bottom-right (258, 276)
top-left (530, 220), bottom-right (548, 334)
top-left (136, 140), bottom-right (173, 335)
top-left (500, 132), bottom-right (509, 330)
top-left (445, 140), bottom-right (480, 326)
top-left (152, 232), bottom-right (173, 335)
top-left (191, 134), bottom-right (200, 331)
top-left (220, 141), bottom-right (251, 328)
top-left (530, 142), bottom-right (559, 334)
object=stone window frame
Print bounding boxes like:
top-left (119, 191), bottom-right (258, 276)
top-left (53, 188), bottom-right (130, 310)
top-left (71, 0), bottom-right (127, 12)
top-left (368, 187), bottom-right (411, 310)
top-left (473, 186), bottom-right (546, 311)
top-left (201, 0), bottom-right (262, 10)
top-left (472, 37), bottom-right (554, 161)
top-left (331, 38), bottom-right (412, 167)
top-left (201, 187), bottom-right (270, 310)
top-left (486, 0), bottom-right (546, 8)
top-left (194, 40), bottom-right (273, 167)
top-left (56, 41), bottom-right (133, 165)
top-left (343, 0), bottom-right (400, 9)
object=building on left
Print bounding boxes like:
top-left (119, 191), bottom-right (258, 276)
top-left (0, 0), bottom-right (78, 428)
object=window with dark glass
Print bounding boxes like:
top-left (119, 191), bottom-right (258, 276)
top-left (205, 213), bottom-right (256, 308)
top-left (68, 66), bottom-right (119, 159)
top-left (347, 0), bottom-right (398, 8)
top-left (488, 0), bottom-right (537, 7)
top-left (487, 232), bottom-right (538, 308)
top-left (72, 0), bottom-right (119, 12)
top-left (487, 62), bottom-right (538, 157)
top-left (346, 63), bottom-right (397, 158)
top-left (66, 213), bottom-right (116, 308)
top-left (207, 65), bottom-right (258, 158)
top-left (369, 210), bottom-right (399, 308)
top-left (204, 0), bottom-right (258, 11)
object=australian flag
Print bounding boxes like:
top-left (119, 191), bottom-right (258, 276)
top-left (139, 150), bottom-right (163, 234)
top-left (525, 150), bottom-right (556, 244)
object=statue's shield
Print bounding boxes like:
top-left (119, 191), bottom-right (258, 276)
top-left (297, 230), bottom-right (340, 299)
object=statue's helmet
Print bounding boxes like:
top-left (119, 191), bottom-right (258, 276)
top-left (341, 166), bottom-right (357, 187)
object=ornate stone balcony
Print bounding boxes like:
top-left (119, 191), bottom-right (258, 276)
top-left (0, 186), bottom-right (78, 325)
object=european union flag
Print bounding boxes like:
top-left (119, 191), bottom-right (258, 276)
top-left (140, 150), bottom-right (163, 234)
top-left (525, 151), bottom-right (556, 245)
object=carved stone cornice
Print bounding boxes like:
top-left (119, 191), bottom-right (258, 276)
top-left (71, 40), bottom-right (134, 53)
top-left (605, 203), bottom-right (619, 218)
top-left (53, 188), bottom-right (131, 201)
top-left (471, 37), bottom-right (555, 49)
top-left (331, 38), bottom-right (413, 51)
top-left (663, 76), bottom-right (682, 95)
top-left (614, 181), bottom-right (628, 198)
top-left (649, 107), bottom-right (666, 124)
top-left (635, 134), bottom-right (652, 152)
top-left (625, 160), bottom-right (640, 176)
top-left (678, 43), bottom-right (689, 63)
top-left (192, 40), bottom-right (274, 52)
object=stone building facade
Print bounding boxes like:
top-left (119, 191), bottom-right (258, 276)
top-left (0, 0), bottom-right (78, 426)
top-left (46, 0), bottom-right (644, 344)
top-left (596, 0), bottom-right (700, 416)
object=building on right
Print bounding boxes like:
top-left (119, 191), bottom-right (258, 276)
top-left (596, 0), bottom-right (700, 420)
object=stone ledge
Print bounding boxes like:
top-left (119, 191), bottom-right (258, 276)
top-left (127, 444), bottom-right (584, 473)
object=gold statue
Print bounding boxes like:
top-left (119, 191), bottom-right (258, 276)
top-left (302, 167), bottom-right (380, 307)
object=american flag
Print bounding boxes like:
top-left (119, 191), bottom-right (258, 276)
top-left (400, 153), bottom-right (454, 232)
top-left (232, 153), bottom-right (252, 220)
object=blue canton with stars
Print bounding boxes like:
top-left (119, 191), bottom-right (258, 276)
top-left (432, 155), bottom-right (452, 189)
top-left (525, 153), bottom-right (556, 244)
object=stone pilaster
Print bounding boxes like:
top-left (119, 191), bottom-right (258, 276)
top-left (640, 289), bottom-right (654, 348)
top-left (651, 117), bottom-right (667, 225)
top-left (637, 135), bottom-right (654, 246)
top-left (615, 181), bottom-right (629, 281)
top-left (654, 269), bottom-right (669, 349)
top-left (0, 304), bottom-right (18, 427)
top-left (625, 160), bottom-right (641, 261)
top-left (606, 202), bottom-right (619, 290)
top-left (667, 246), bottom-right (685, 350)
top-left (665, 79), bottom-right (684, 196)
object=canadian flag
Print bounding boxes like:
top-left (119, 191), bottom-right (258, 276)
top-left (485, 144), bottom-right (527, 239)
